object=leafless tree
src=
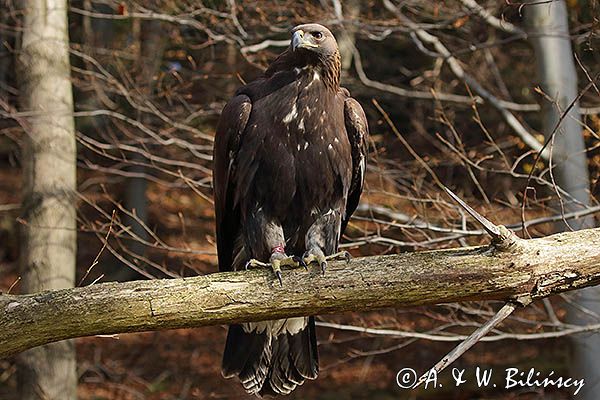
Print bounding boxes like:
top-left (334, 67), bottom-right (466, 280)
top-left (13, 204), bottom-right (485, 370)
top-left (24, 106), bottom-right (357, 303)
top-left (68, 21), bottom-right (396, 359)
top-left (15, 0), bottom-right (77, 399)
top-left (526, 1), bottom-right (598, 397)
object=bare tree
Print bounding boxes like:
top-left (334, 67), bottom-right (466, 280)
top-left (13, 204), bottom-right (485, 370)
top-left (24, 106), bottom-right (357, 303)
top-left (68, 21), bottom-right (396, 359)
top-left (525, 1), bottom-right (597, 397)
top-left (118, 19), bottom-right (168, 281)
top-left (526, 0), bottom-right (593, 228)
top-left (16, 0), bottom-right (77, 398)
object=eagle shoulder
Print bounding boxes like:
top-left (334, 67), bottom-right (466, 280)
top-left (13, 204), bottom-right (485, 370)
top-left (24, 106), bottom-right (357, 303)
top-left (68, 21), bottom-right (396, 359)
top-left (341, 90), bottom-right (369, 234)
top-left (213, 94), bottom-right (252, 271)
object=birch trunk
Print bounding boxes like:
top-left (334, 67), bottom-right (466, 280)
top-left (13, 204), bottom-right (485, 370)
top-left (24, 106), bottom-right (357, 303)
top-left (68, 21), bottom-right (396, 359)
top-left (525, 2), bottom-right (596, 398)
top-left (526, 0), bottom-right (592, 227)
top-left (17, 0), bottom-right (77, 398)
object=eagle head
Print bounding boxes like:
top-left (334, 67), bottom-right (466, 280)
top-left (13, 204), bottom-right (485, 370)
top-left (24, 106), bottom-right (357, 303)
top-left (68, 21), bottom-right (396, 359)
top-left (289, 23), bottom-right (341, 89)
top-left (291, 23), bottom-right (339, 60)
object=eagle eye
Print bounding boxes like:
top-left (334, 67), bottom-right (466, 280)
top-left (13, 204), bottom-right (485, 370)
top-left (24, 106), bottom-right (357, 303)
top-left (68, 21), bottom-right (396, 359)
top-left (311, 31), bottom-right (323, 40)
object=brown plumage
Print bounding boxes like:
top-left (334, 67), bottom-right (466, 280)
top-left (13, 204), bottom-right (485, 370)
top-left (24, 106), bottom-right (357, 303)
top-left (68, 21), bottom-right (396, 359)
top-left (213, 23), bottom-right (369, 397)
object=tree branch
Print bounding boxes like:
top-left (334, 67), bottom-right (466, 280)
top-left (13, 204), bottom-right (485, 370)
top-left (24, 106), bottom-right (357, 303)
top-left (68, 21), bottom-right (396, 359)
top-left (382, 0), bottom-right (551, 159)
top-left (415, 301), bottom-right (519, 388)
top-left (2, 227), bottom-right (600, 359)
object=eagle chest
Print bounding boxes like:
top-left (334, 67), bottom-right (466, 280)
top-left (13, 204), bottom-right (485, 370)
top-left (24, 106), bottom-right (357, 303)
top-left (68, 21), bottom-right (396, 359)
top-left (246, 77), bottom-right (351, 214)
top-left (292, 91), bottom-right (346, 169)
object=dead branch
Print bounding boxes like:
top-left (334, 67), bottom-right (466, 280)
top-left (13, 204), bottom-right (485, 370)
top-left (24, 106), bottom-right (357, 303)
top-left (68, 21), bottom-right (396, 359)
top-left (415, 301), bottom-right (520, 388)
top-left (2, 226), bottom-right (600, 359)
top-left (382, 0), bottom-right (550, 159)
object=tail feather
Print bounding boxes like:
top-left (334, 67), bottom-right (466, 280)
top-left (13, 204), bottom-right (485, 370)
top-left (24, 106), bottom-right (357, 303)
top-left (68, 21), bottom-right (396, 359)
top-left (266, 337), bottom-right (297, 395)
top-left (222, 317), bottom-right (319, 397)
top-left (222, 324), bottom-right (272, 395)
top-left (222, 324), bottom-right (268, 377)
top-left (289, 317), bottom-right (319, 379)
top-left (240, 343), bottom-right (272, 394)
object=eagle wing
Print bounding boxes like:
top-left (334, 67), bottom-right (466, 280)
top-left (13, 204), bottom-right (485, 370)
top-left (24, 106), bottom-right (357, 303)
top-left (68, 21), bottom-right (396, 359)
top-left (213, 94), bottom-right (252, 272)
top-left (342, 94), bottom-right (369, 235)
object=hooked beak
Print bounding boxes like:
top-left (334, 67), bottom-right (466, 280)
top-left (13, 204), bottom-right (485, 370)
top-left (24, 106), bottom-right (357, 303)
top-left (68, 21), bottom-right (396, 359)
top-left (292, 30), bottom-right (318, 51)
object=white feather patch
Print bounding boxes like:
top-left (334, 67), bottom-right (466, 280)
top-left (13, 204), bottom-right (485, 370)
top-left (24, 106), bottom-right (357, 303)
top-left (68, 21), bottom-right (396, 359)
top-left (283, 103), bottom-right (298, 124)
top-left (243, 318), bottom-right (306, 336)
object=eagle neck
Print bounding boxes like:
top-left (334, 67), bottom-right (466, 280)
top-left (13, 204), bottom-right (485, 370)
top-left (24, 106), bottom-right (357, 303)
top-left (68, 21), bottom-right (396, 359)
top-left (319, 52), bottom-right (341, 92)
top-left (267, 49), bottom-right (341, 92)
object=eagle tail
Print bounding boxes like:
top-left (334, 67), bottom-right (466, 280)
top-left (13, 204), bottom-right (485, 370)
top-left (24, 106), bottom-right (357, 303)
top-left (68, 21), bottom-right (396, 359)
top-left (222, 317), bottom-right (319, 397)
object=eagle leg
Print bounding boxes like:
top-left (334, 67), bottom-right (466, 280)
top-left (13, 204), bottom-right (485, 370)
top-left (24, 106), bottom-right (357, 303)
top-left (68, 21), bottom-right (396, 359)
top-left (303, 249), bottom-right (351, 275)
top-left (303, 208), bottom-right (347, 275)
top-left (302, 247), bottom-right (327, 275)
top-left (245, 251), bottom-right (304, 286)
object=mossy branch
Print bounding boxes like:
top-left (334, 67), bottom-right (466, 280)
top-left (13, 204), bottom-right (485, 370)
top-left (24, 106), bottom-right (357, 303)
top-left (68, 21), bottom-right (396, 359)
top-left (2, 227), bottom-right (600, 359)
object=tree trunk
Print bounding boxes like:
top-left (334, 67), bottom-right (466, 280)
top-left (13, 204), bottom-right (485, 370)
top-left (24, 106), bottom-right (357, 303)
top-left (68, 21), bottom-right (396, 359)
top-left (525, 0), bottom-right (592, 228)
top-left (525, 2), bottom-right (596, 398)
top-left (119, 19), bottom-right (167, 281)
top-left (16, 0), bottom-right (77, 398)
top-left (337, 0), bottom-right (360, 72)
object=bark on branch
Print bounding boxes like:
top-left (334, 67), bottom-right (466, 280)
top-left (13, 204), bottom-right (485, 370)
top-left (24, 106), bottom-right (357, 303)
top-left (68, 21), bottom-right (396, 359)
top-left (2, 227), bottom-right (600, 359)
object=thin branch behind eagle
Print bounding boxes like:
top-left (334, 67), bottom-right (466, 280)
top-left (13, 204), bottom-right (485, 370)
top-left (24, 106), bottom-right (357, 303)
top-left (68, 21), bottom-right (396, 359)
top-left (213, 23), bottom-right (369, 397)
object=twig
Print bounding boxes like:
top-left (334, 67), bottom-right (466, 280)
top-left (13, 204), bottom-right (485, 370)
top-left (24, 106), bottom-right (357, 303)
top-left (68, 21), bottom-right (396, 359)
top-left (227, 0), bottom-right (248, 39)
top-left (443, 186), bottom-right (501, 239)
top-left (240, 39), bottom-right (289, 54)
top-left (0, 204), bottom-right (20, 212)
top-left (372, 99), bottom-right (444, 188)
top-left (353, 46), bottom-right (478, 104)
top-left (413, 302), bottom-right (520, 388)
top-left (6, 277), bottom-right (21, 295)
top-left (316, 320), bottom-right (600, 342)
top-left (79, 210), bottom-right (116, 286)
top-left (459, 0), bottom-right (526, 36)
top-left (382, 0), bottom-right (550, 159)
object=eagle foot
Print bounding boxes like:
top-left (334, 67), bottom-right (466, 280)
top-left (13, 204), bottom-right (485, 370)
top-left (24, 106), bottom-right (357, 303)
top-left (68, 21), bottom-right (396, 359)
top-left (244, 253), bottom-right (304, 286)
top-left (329, 251), bottom-right (352, 263)
top-left (303, 250), bottom-right (351, 275)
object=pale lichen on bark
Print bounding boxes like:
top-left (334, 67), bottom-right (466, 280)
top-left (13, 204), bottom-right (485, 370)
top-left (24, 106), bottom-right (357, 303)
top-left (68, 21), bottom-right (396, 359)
top-left (1, 227), bottom-right (599, 359)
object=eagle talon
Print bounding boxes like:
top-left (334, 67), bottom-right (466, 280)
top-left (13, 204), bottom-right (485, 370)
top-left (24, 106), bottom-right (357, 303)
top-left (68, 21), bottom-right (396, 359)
top-left (344, 251), bottom-right (352, 263)
top-left (270, 257), bottom-right (284, 286)
top-left (244, 257), bottom-right (285, 285)
top-left (293, 255), bottom-right (308, 270)
top-left (302, 248), bottom-right (327, 274)
top-left (268, 252), bottom-right (306, 285)
top-left (303, 249), bottom-right (352, 274)
top-left (326, 251), bottom-right (352, 263)
top-left (245, 258), bottom-right (270, 270)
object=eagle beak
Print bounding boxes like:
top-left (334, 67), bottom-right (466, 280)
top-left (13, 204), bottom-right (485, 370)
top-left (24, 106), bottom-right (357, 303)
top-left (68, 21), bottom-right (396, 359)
top-left (292, 30), bottom-right (318, 51)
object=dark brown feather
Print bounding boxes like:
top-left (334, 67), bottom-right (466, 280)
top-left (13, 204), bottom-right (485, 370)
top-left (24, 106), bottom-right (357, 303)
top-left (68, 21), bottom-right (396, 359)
top-left (213, 94), bottom-right (252, 272)
top-left (341, 94), bottom-right (370, 235)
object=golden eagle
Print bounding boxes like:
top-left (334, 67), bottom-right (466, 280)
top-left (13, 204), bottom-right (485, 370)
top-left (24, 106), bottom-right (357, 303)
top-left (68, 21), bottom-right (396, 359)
top-left (213, 23), bottom-right (369, 396)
